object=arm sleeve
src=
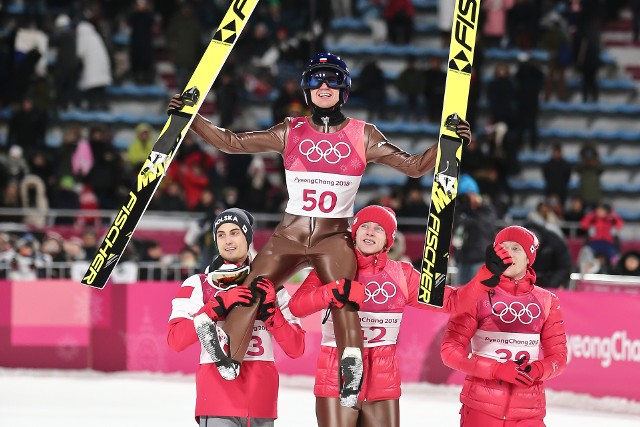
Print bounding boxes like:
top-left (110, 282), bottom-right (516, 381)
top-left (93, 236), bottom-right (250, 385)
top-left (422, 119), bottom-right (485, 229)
top-left (167, 317), bottom-right (199, 352)
top-left (404, 263), bottom-right (490, 314)
top-left (364, 124), bottom-right (437, 177)
top-left (190, 114), bottom-right (287, 154)
top-left (537, 294), bottom-right (568, 380)
top-left (440, 310), bottom-right (498, 380)
top-left (288, 270), bottom-right (330, 318)
top-left (166, 275), bottom-right (204, 352)
top-left (266, 288), bottom-right (306, 359)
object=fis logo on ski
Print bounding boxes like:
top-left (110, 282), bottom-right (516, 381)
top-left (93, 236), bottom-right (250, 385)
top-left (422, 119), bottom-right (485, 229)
top-left (448, 0), bottom-right (478, 75)
top-left (213, 0), bottom-right (250, 44)
top-left (83, 191), bottom-right (138, 285)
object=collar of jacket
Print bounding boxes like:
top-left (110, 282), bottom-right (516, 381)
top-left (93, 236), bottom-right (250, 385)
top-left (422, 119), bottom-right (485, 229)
top-left (497, 267), bottom-right (537, 295)
top-left (356, 249), bottom-right (388, 273)
top-left (310, 105), bottom-right (347, 127)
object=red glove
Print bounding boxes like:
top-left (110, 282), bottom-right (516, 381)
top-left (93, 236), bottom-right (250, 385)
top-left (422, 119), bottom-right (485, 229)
top-left (252, 276), bottom-right (278, 323)
top-left (476, 244), bottom-right (513, 287)
top-left (491, 360), bottom-right (534, 387)
top-left (196, 286), bottom-right (253, 320)
top-left (523, 361), bottom-right (544, 382)
top-left (325, 279), bottom-right (365, 310)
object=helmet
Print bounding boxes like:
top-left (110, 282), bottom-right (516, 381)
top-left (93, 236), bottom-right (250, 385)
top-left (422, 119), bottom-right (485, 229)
top-left (300, 52), bottom-right (351, 106)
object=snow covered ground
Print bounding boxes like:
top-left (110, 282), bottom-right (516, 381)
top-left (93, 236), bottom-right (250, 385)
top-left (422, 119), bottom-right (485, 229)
top-left (1, 369), bottom-right (639, 426)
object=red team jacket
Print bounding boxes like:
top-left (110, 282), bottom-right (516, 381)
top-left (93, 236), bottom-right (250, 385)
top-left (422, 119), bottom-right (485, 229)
top-left (441, 268), bottom-right (567, 421)
top-left (167, 274), bottom-right (305, 421)
top-left (289, 249), bottom-right (488, 401)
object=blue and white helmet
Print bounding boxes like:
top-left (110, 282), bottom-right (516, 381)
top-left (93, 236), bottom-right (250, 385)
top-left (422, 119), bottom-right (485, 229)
top-left (300, 52), bottom-right (351, 106)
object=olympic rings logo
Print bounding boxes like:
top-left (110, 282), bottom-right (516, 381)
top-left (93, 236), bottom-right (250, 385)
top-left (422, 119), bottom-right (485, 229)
top-left (491, 301), bottom-right (541, 325)
top-left (298, 139), bottom-right (351, 164)
top-left (364, 281), bottom-right (397, 304)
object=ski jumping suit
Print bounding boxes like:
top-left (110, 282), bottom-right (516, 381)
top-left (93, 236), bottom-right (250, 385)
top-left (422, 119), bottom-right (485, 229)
top-left (167, 272), bottom-right (305, 425)
top-left (190, 114), bottom-right (438, 366)
top-left (289, 249), bottom-right (489, 427)
top-left (440, 268), bottom-right (567, 427)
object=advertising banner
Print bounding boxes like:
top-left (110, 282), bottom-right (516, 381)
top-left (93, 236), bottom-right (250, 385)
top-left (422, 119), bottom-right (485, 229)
top-left (2, 281), bottom-right (639, 402)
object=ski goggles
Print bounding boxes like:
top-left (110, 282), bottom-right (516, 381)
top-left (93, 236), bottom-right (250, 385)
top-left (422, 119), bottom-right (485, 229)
top-left (304, 69), bottom-right (348, 89)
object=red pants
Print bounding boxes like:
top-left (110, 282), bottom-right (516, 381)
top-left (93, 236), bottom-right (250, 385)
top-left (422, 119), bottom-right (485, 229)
top-left (460, 406), bottom-right (545, 427)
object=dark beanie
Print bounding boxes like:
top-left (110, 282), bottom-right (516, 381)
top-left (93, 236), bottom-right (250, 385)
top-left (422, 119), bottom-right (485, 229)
top-left (213, 208), bottom-right (255, 245)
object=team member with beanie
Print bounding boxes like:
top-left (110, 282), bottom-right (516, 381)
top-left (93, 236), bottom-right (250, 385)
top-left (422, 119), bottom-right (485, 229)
top-left (167, 52), bottom-right (473, 406)
top-left (167, 208), bottom-right (305, 427)
top-left (441, 225), bottom-right (568, 427)
top-left (289, 205), bottom-right (492, 427)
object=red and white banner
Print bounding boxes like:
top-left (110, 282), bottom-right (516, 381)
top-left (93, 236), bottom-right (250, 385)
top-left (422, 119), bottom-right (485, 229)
top-left (1, 281), bottom-right (639, 402)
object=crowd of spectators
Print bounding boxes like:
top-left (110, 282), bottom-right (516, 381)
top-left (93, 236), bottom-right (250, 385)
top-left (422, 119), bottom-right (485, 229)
top-left (0, 0), bottom-right (639, 283)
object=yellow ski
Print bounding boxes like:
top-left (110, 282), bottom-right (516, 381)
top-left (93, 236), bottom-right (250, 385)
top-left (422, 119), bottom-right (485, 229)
top-left (82, 0), bottom-right (260, 289)
top-left (418, 0), bottom-right (480, 306)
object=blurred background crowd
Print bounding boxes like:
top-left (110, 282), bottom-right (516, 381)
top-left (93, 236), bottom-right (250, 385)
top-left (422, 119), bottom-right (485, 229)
top-left (1, 0), bottom-right (640, 285)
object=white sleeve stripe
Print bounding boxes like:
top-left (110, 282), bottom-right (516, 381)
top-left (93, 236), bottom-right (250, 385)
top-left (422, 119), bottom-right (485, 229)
top-left (168, 274), bottom-right (205, 322)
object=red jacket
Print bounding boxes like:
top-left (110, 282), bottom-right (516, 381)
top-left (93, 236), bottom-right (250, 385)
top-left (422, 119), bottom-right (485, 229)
top-left (580, 211), bottom-right (624, 243)
top-left (167, 274), bottom-right (305, 421)
top-left (289, 249), bottom-right (487, 401)
top-left (440, 267), bottom-right (567, 420)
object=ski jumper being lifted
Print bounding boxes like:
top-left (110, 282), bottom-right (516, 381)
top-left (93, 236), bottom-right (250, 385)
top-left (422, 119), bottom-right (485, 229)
top-left (168, 52), bottom-right (473, 406)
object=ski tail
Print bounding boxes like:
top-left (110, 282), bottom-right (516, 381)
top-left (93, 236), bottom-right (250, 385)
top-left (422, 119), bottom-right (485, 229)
top-left (418, 0), bottom-right (481, 307)
top-left (81, 0), bottom-right (260, 289)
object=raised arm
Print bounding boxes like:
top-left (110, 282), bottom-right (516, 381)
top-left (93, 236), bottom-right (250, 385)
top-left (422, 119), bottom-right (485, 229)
top-left (404, 262), bottom-right (490, 314)
top-left (364, 120), bottom-right (472, 177)
top-left (190, 114), bottom-right (287, 154)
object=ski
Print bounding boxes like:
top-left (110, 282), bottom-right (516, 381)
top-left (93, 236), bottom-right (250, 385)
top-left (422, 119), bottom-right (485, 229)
top-left (418, 0), bottom-right (480, 307)
top-left (81, 0), bottom-right (259, 289)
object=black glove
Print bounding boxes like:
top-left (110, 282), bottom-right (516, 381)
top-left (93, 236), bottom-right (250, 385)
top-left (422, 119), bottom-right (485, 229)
top-left (477, 244), bottom-right (513, 287)
top-left (326, 279), bottom-right (365, 310)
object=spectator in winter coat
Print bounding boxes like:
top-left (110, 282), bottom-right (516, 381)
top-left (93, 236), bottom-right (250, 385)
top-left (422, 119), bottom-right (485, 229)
top-left (383, 0), bottom-right (415, 44)
top-left (168, 208), bottom-right (305, 426)
top-left (289, 205), bottom-right (491, 427)
top-left (50, 14), bottom-right (80, 111)
top-left (580, 204), bottom-right (624, 263)
top-left (76, 20), bottom-right (113, 110)
top-left (523, 221), bottom-right (572, 289)
top-left (441, 225), bottom-right (567, 427)
top-left (127, 123), bottom-right (154, 171)
top-left (542, 143), bottom-right (572, 206)
top-left (575, 143), bottom-right (603, 210)
top-left (515, 53), bottom-right (544, 150)
top-left (452, 174), bottom-right (499, 284)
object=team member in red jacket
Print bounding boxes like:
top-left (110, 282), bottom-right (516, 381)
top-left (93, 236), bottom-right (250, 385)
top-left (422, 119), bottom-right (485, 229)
top-left (289, 205), bottom-right (491, 427)
top-left (441, 225), bottom-right (568, 427)
top-left (167, 208), bottom-right (305, 426)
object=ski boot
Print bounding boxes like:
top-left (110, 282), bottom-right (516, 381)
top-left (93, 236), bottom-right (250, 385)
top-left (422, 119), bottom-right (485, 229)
top-left (194, 313), bottom-right (240, 380)
top-left (339, 347), bottom-right (364, 407)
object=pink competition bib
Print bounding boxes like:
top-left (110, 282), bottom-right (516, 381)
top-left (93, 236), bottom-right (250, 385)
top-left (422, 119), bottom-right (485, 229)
top-left (283, 117), bottom-right (367, 217)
